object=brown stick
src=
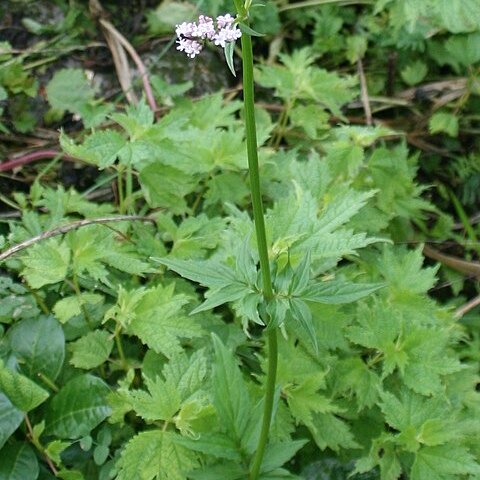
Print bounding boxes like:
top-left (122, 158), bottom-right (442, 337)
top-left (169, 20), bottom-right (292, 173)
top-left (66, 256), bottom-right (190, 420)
top-left (454, 295), bottom-right (480, 319)
top-left (0, 215), bottom-right (155, 262)
top-left (357, 59), bottom-right (373, 126)
top-left (0, 149), bottom-right (75, 172)
top-left (423, 244), bottom-right (480, 277)
top-left (99, 18), bottom-right (158, 113)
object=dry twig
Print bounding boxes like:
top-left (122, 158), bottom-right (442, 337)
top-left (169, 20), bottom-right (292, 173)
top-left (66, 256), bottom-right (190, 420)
top-left (0, 215), bottom-right (155, 262)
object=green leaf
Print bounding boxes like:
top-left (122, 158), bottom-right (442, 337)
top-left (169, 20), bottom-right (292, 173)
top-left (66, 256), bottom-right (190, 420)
top-left (139, 163), bottom-right (197, 214)
top-left (187, 462), bottom-right (245, 480)
top-left (129, 284), bottom-right (203, 358)
top-left (377, 246), bottom-right (439, 296)
top-left (21, 238), bottom-right (70, 288)
top-left (411, 445), bottom-right (480, 479)
top-left (212, 334), bottom-right (252, 441)
top-left (261, 440), bottom-right (308, 472)
top-left (191, 283), bottom-right (249, 314)
top-left (299, 280), bottom-right (383, 304)
top-left (46, 68), bottom-right (94, 112)
top-left (173, 432), bottom-right (241, 461)
top-left (436, 0), bottom-right (480, 33)
top-left (60, 130), bottom-right (127, 169)
top-left (310, 413), bottom-right (359, 452)
top-left (69, 330), bottom-right (114, 369)
top-left (45, 374), bottom-right (111, 439)
top-left (0, 393), bottom-right (23, 449)
top-left (116, 431), bottom-right (198, 480)
top-left (289, 298), bottom-right (318, 353)
top-left (429, 112), bottom-right (458, 137)
top-left (153, 257), bottom-right (237, 288)
top-left (224, 42), bottom-right (236, 77)
top-left (45, 440), bottom-right (70, 465)
top-left (54, 293), bottom-right (104, 324)
top-left (239, 22), bottom-right (265, 37)
top-left (7, 315), bottom-right (65, 381)
top-left (0, 442), bottom-right (39, 480)
top-left (129, 376), bottom-right (181, 422)
top-left (401, 61), bottom-right (428, 86)
top-left (0, 360), bottom-right (49, 412)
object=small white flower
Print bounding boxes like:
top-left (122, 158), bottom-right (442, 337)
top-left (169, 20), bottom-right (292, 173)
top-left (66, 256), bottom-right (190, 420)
top-left (216, 14), bottom-right (235, 29)
top-left (176, 38), bottom-right (203, 58)
top-left (175, 13), bottom-right (241, 59)
top-left (197, 15), bottom-right (216, 40)
top-left (213, 25), bottom-right (242, 48)
top-left (175, 21), bottom-right (197, 39)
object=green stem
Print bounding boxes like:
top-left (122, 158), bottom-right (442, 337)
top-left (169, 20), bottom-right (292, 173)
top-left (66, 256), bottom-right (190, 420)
top-left (240, 30), bottom-right (278, 480)
top-left (114, 325), bottom-right (128, 371)
top-left (117, 166), bottom-right (125, 214)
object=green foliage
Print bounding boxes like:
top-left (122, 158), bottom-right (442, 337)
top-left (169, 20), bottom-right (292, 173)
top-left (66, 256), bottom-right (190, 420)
top-left (1, 1), bottom-right (480, 478)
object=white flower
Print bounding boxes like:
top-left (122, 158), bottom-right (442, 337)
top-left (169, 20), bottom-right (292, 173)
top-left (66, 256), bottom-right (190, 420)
top-left (216, 14), bottom-right (235, 29)
top-left (213, 25), bottom-right (242, 48)
top-left (175, 21), bottom-right (197, 39)
top-left (197, 15), bottom-right (216, 40)
top-left (175, 13), bottom-right (241, 58)
top-left (176, 38), bottom-right (203, 58)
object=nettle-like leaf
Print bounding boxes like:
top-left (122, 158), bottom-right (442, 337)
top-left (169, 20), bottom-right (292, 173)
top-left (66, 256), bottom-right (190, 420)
top-left (255, 48), bottom-right (357, 117)
top-left (116, 430), bottom-right (198, 480)
top-left (273, 337), bottom-right (357, 452)
top-left (21, 238), bottom-right (70, 288)
top-left (69, 330), bottom-right (114, 369)
top-left (153, 255), bottom-right (255, 317)
top-left (121, 348), bottom-right (210, 439)
top-left (126, 283), bottom-right (203, 358)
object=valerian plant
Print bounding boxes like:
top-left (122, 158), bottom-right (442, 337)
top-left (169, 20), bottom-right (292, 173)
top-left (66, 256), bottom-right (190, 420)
top-left (1, 0), bottom-right (480, 479)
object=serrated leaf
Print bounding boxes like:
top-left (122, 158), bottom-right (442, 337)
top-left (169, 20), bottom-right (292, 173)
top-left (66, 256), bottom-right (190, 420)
top-left (129, 376), bottom-right (181, 422)
top-left (129, 284), bottom-right (203, 358)
top-left (310, 412), bottom-right (359, 452)
top-left (436, 0), bottom-right (480, 33)
top-left (212, 334), bottom-right (251, 442)
top-left (429, 111), bottom-right (458, 138)
top-left (411, 445), bottom-right (480, 479)
top-left (54, 293), bottom-right (103, 324)
top-left (139, 163), bottom-right (197, 214)
top-left (153, 257), bottom-right (237, 288)
top-left (7, 315), bottom-right (65, 381)
top-left (46, 68), bottom-right (93, 113)
top-left (116, 430), bottom-right (198, 480)
top-left (261, 440), bottom-right (308, 473)
top-left (173, 432), bottom-right (241, 461)
top-left (45, 374), bottom-right (111, 439)
top-left (45, 440), bottom-right (70, 465)
top-left (21, 238), bottom-right (70, 288)
top-left (60, 130), bottom-right (127, 168)
top-left (289, 298), bottom-right (318, 353)
top-left (0, 360), bottom-right (49, 412)
top-left (299, 280), bottom-right (383, 304)
top-left (191, 282), bottom-right (249, 314)
top-left (70, 330), bottom-right (114, 369)
top-left (0, 442), bottom-right (39, 480)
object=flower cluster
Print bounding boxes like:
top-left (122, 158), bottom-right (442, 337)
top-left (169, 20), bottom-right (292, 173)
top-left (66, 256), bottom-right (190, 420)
top-left (175, 13), bottom-right (242, 58)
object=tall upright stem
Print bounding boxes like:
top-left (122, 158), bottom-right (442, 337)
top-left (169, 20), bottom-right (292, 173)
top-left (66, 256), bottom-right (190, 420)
top-left (240, 30), bottom-right (278, 480)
